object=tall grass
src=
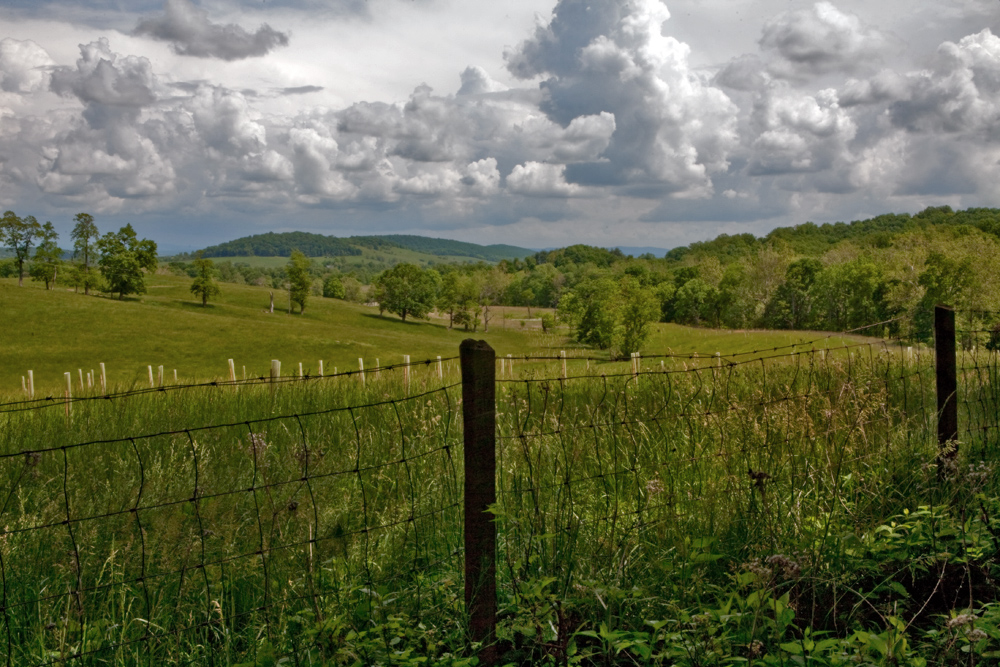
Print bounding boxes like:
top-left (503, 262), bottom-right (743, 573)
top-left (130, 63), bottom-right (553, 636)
top-left (0, 341), bottom-right (997, 665)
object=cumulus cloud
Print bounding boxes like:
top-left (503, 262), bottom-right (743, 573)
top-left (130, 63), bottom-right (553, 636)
top-left (457, 66), bottom-right (507, 96)
top-left (748, 88), bottom-right (857, 180)
top-left (759, 2), bottom-right (891, 80)
top-left (50, 38), bottom-right (157, 121)
top-left (12, 0), bottom-right (1000, 244)
top-left (187, 85), bottom-right (266, 157)
top-left (505, 0), bottom-right (738, 196)
top-left (134, 0), bottom-right (289, 61)
top-left (507, 161), bottom-right (581, 196)
top-left (0, 39), bottom-right (55, 94)
top-left (886, 30), bottom-right (1000, 135)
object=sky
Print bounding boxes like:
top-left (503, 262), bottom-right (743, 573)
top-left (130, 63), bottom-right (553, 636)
top-left (1, 0), bottom-right (1000, 252)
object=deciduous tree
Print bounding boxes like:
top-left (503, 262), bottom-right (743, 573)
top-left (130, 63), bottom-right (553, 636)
top-left (373, 263), bottom-right (439, 322)
top-left (96, 224), bottom-right (158, 300)
top-left (189, 253), bottom-right (221, 306)
top-left (0, 210), bottom-right (42, 286)
top-left (70, 213), bottom-right (100, 294)
top-left (287, 250), bottom-right (312, 314)
top-left (29, 222), bottom-right (61, 290)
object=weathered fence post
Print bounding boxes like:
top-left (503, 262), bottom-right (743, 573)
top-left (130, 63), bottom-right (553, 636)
top-left (460, 339), bottom-right (497, 664)
top-left (935, 304), bottom-right (958, 468)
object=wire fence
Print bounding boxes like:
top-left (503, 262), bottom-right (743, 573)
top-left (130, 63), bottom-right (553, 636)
top-left (1, 306), bottom-right (998, 664)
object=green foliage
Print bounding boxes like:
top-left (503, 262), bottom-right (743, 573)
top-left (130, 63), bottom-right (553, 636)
top-left (0, 210), bottom-right (42, 286)
top-left (189, 253), bottom-right (222, 306)
top-left (70, 212), bottom-right (100, 295)
top-left (286, 250), bottom-right (312, 314)
top-left (201, 231), bottom-right (363, 258)
top-left (373, 262), bottom-right (440, 322)
top-left (322, 273), bottom-right (346, 299)
top-left (618, 275), bottom-right (660, 355)
top-left (96, 223), bottom-right (158, 300)
top-left (28, 221), bottom-right (61, 290)
top-left (353, 234), bottom-right (532, 261)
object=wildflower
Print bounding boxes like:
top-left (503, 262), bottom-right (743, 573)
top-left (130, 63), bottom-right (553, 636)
top-left (967, 628), bottom-right (987, 641)
top-left (747, 640), bottom-right (765, 658)
top-left (246, 433), bottom-right (269, 459)
top-left (946, 613), bottom-right (976, 629)
top-left (646, 478), bottom-right (664, 496)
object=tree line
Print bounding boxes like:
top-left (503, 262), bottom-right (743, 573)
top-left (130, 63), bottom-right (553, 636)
top-left (0, 211), bottom-right (157, 299)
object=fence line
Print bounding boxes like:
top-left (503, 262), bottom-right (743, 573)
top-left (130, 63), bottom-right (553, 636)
top-left (2, 308), bottom-right (998, 664)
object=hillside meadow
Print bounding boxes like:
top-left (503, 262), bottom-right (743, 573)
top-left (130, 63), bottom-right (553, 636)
top-left (0, 275), bottom-right (874, 396)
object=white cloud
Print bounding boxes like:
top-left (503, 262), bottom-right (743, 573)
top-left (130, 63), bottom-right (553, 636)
top-left (506, 161), bottom-right (581, 196)
top-left (505, 0), bottom-right (738, 196)
top-left (5, 0), bottom-right (1000, 249)
top-left (0, 38), bottom-right (55, 94)
top-left (760, 2), bottom-right (891, 80)
top-left (187, 85), bottom-right (266, 157)
top-left (134, 0), bottom-right (289, 61)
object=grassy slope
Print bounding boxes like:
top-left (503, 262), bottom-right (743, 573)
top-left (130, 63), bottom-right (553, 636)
top-left (1, 275), bottom-right (877, 395)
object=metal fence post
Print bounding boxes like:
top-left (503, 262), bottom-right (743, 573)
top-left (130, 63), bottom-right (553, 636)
top-left (935, 305), bottom-right (958, 467)
top-left (460, 339), bottom-right (497, 664)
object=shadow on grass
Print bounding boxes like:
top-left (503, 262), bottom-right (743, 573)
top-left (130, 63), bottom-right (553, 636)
top-left (360, 313), bottom-right (434, 327)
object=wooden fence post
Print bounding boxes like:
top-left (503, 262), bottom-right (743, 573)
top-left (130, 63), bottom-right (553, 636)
top-left (935, 305), bottom-right (958, 468)
top-left (100, 363), bottom-right (106, 394)
top-left (271, 360), bottom-right (281, 384)
top-left (228, 359), bottom-right (236, 383)
top-left (64, 372), bottom-right (72, 415)
top-left (28, 370), bottom-right (34, 398)
top-left (460, 339), bottom-right (497, 665)
top-left (560, 350), bottom-right (567, 379)
top-left (403, 355), bottom-right (411, 394)
top-left (358, 358), bottom-right (365, 386)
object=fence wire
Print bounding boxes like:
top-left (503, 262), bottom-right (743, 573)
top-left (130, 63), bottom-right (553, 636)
top-left (2, 317), bottom-right (1000, 664)
top-left (0, 380), bottom-right (462, 665)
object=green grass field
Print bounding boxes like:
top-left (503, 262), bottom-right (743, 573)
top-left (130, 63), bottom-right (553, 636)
top-left (0, 276), bottom-right (879, 396)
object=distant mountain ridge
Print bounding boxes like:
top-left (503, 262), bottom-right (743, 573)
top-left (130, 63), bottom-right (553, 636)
top-left (198, 231), bottom-right (533, 262)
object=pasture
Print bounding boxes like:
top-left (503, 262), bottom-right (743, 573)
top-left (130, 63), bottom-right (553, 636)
top-left (1, 319), bottom-right (998, 664)
top-left (0, 276), bottom-right (871, 396)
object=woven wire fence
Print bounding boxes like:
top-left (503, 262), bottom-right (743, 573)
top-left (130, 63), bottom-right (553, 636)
top-left (0, 375), bottom-right (463, 665)
top-left (490, 335), bottom-right (995, 618)
top-left (3, 316), bottom-right (1000, 664)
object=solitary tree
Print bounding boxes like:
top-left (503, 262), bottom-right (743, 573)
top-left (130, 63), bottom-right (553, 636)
top-left (373, 263), bottom-right (439, 321)
top-left (189, 253), bottom-right (221, 306)
top-left (287, 250), bottom-right (312, 314)
top-left (96, 224), bottom-right (158, 299)
top-left (0, 211), bottom-right (42, 286)
top-left (29, 222), bottom-right (61, 290)
top-left (70, 213), bottom-right (100, 294)
top-left (617, 275), bottom-right (659, 355)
